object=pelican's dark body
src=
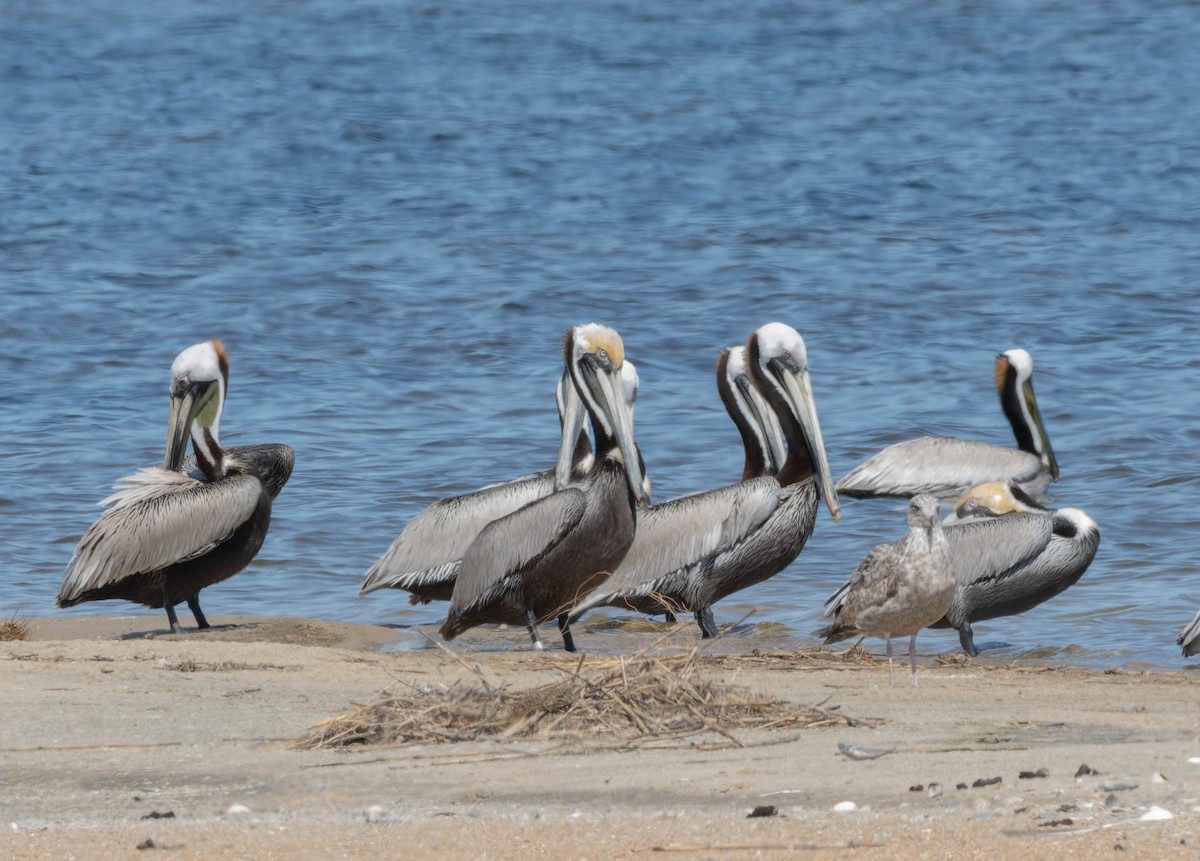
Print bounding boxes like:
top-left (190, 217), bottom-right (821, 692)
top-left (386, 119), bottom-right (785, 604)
top-left (438, 323), bottom-right (647, 651)
top-left (59, 470), bottom-right (273, 612)
top-left (930, 507), bottom-right (1099, 655)
top-left (439, 458), bottom-right (638, 638)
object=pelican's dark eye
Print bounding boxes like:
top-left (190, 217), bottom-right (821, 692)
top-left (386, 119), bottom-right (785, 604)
top-left (597, 349), bottom-right (608, 361)
top-left (966, 499), bottom-right (978, 510)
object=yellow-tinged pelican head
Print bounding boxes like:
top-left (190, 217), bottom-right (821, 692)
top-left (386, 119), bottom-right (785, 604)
top-left (164, 339), bottom-right (228, 473)
top-left (949, 479), bottom-right (1049, 522)
top-left (556, 324), bottom-right (647, 506)
top-left (747, 322), bottom-right (840, 521)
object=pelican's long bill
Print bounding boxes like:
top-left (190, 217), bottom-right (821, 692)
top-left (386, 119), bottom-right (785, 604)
top-left (768, 348), bottom-right (840, 521)
top-left (583, 352), bottom-right (647, 507)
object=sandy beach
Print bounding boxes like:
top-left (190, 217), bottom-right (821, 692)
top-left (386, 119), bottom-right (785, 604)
top-left (2, 615), bottom-right (1198, 860)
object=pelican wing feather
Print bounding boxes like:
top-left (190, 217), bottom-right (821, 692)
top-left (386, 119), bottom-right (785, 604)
top-left (59, 467), bottom-right (262, 604)
top-left (360, 471), bottom-right (553, 594)
top-left (1179, 610), bottom-right (1200, 658)
top-left (836, 437), bottom-right (1044, 499)
top-left (943, 514), bottom-right (1053, 588)
top-left (448, 487), bottom-right (588, 616)
top-left (575, 477), bottom-right (780, 612)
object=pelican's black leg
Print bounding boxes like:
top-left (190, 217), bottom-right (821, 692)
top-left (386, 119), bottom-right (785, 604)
top-left (664, 611), bottom-right (677, 624)
top-left (524, 608), bottom-right (545, 650)
top-left (187, 598), bottom-right (210, 630)
top-left (695, 606), bottom-right (718, 639)
top-left (958, 623), bottom-right (979, 657)
top-left (164, 602), bottom-right (183, 635)
top-left (557, 614), bottom-right (577, 653)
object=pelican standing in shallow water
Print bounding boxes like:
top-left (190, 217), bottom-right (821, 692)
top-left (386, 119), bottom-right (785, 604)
top-left (572, 329), bottom-right (839, 638)
top-left (836, 349), bottom-right (1059, 500)
top-left (57, 340), bottom-right (294, 633)
top-left (817, 494), bottom-right (954, 687)
top-left (439, 324), bottom-right (648, 651)
top-left (931, 481), bottom-right (1099, 656)
top-left (358, 362), bottom-right (644, 604)
top-left (1179, 612), bottom-right (1200, 658)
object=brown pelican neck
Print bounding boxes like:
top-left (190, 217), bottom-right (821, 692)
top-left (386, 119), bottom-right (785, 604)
top-left (191, 426), bottom-right (226, 482)
top-left (569, 427), bottom-right (593, 475)
top-left (996, 349), bottom-right (1057, 479)
top-left (998, 358), bottom-right (1038, 455)
top-left (716, 350), bottom-right (765, 480)
top-left (717, 347), bottom-right (783, 480)
top-left (776, 424), bottom-right (814, 487)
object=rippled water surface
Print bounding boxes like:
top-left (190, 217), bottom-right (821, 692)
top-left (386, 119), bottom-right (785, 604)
top-left (3, 0), bottom-right (1198, 668)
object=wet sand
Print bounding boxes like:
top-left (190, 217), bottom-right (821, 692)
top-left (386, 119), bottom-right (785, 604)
top-left (2, 615), bottom-right (1198, 859)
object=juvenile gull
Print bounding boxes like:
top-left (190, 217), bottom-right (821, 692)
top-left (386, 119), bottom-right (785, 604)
top-left (816, 494), bottom-right (953, 687)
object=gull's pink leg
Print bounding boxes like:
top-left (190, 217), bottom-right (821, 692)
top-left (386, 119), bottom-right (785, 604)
top-left (886, 637), bottom-right (895, 687)
top-left (908, 634), bottom-right (919, 688)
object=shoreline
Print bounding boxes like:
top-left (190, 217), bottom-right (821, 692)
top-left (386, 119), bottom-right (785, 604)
top-left (2, 615), bottom-right (1198, 859)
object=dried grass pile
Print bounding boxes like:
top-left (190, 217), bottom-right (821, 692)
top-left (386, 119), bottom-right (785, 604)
top-left (0, 612), bottom-right (30, 642)
top-left (296, 650), bottom-right (864, 752)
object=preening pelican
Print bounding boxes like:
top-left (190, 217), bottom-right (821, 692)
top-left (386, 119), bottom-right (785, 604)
top-left (835, 349), bottom-right (1059, 500)
top-left (439, 324), bottom-right (648, 651)
top-left (359, 362), bottom-right (642, 604)
top-left (929, 480), bottom-right (1100, 656)
top-left (1179, 611), bottom-right (1200, 658)
top-left (817, 494), bottom-right (954, 687)
top-left (572, 323), bottom-right (839, 638)
top-left (57, 340), bottom-right (293, 633)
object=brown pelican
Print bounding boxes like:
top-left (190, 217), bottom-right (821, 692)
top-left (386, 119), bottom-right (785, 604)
top-left (817, 494), bottom-right (954, 687)
top-left (56, 340), bottom-right (293, 633)
top-left (572, 323), bottom-right (840, 638)
top-left (835, 349), bottom-right (1059, 500)
top-left (439, 324), bottom-right (648, 651)
top-left (359, 361), bottom-right (647, 603)
top-left (1179, 612), bottom-right (1200, 658)
top-left (929, 480), bottom-right (1100, 656)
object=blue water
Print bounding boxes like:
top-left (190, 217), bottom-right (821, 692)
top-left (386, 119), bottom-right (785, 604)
top-left (2, 0), bottom-right (1197, 669)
